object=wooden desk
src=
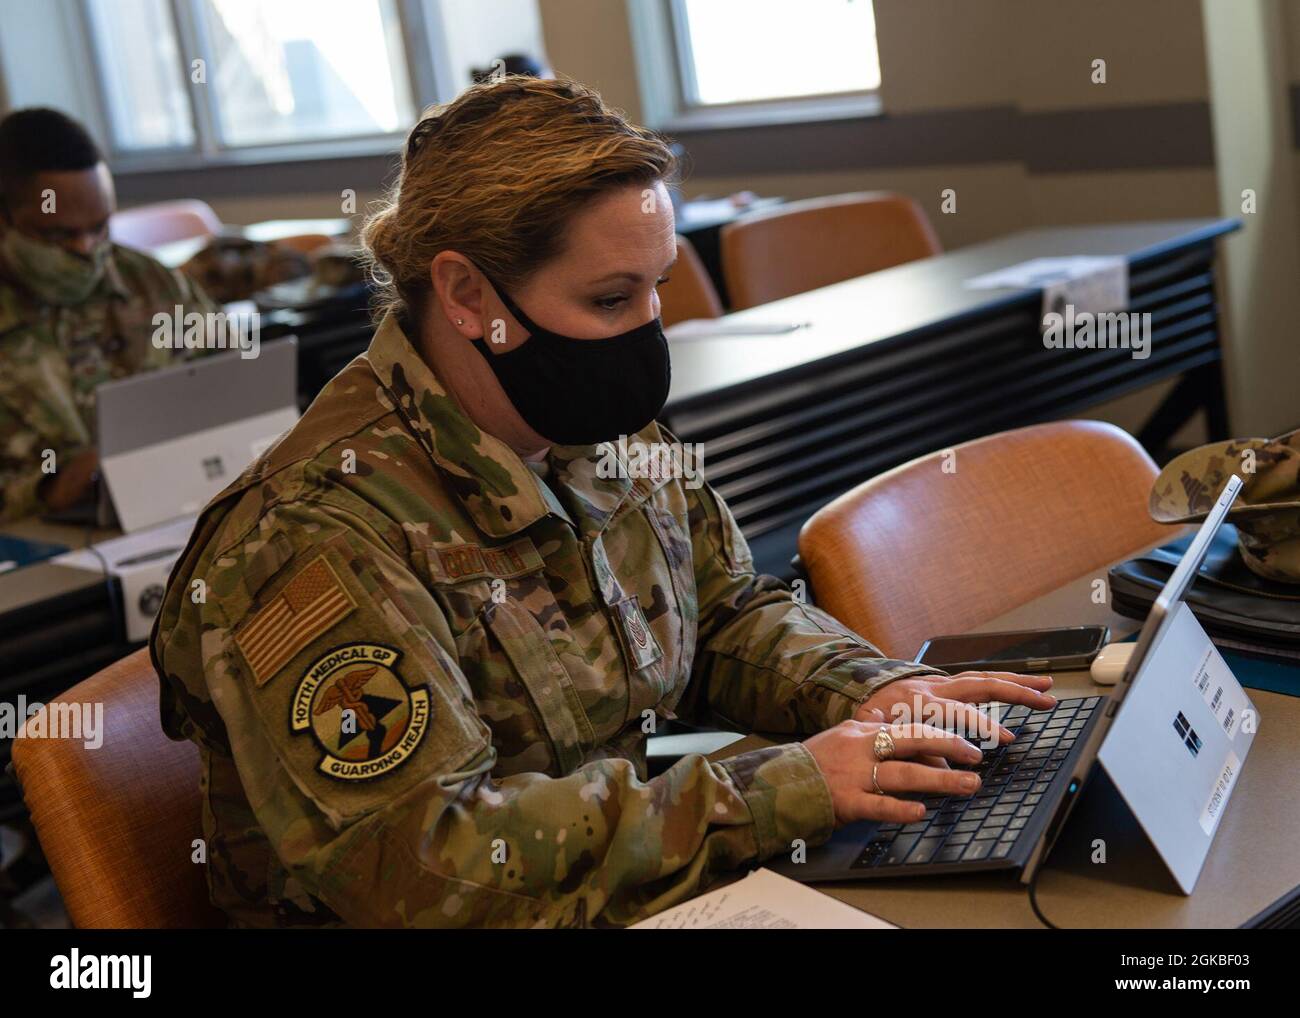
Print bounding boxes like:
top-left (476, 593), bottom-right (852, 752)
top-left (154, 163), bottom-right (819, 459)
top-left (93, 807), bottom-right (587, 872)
top-left (663, 218), bottom-right (1240, 578)
top-left (715, 561), bottom-right (1300, 928)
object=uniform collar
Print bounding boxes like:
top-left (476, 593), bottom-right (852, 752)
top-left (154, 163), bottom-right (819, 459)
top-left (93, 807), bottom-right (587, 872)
top-left (365, 313), bottom-right (657, 542)
top-left (546, 442), bottom-right (643, 541)
top-left (365, 313), bottom-right (557, 538)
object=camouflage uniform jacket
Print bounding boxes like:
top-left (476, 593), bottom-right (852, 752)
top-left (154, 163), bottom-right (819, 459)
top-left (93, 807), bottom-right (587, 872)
top-left (0, 243), bottom-right (217, 522)
top-left (150, 313), bottom-right (943, 928)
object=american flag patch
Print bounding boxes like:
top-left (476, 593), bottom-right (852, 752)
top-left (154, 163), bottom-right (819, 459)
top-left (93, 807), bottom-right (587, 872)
top-left (235, 557), bottom-right (355, 687)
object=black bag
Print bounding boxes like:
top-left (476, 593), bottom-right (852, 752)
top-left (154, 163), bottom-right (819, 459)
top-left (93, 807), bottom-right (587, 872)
top-left (1108, 524), bottom-right (1300, 661)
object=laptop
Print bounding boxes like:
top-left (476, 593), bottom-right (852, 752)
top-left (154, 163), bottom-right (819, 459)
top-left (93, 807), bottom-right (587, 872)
top-left (773, 476), bottom-right (1257, 895)
top-left (97, 338), bottom-right (299, 532)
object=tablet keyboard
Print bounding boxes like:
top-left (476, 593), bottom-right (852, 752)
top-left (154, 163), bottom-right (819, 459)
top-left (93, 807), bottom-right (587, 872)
top-left (850, 696), bottom-right (1102, 869)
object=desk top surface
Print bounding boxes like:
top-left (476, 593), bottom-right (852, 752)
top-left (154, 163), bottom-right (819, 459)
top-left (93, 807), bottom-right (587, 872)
top-left (0, 517), bottom-right (120, 612)
top-left (0, 515), bottom-right (118, 549)
top-left (666, 217), bottom-right (1239, 410)
top-left (714, 546), bottom-right (1298, 929)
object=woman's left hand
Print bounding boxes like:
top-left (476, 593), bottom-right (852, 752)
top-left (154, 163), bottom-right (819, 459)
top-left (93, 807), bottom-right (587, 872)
top-left (853, 672), bottom-right (1056, 750)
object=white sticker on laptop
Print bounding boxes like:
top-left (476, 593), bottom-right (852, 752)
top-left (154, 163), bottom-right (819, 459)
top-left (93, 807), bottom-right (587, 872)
top-left (1199, 751), bottom-right (1241, 836)
top-left (1191, 644), bottom-right (1249, 740)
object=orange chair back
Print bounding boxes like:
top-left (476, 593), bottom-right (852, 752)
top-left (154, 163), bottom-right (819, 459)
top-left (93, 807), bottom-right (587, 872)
top-left (11, 648), bottom-right (223, 928)
top-left (658, 234), bottom-right (724, 327)
top-left (721, 191), bottom-right (941, 310)
top-left (799, 421), bottom-right (1171, 659)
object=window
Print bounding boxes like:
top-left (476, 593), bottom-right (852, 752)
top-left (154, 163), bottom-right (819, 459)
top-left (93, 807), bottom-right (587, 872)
top-left (85, 0), bottom-right (195, 151)
top-left (197, 0), bottom-right (415, 148)
top-left (675, 0), bottom-right (880, 106)
top-left (630, 0), bottom-right (883, 130)
top-left (82, 0), bottom-right (416, 162)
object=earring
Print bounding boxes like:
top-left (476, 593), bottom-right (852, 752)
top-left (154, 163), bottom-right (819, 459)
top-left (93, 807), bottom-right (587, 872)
top-left (456, 317), bottom-right (465, 326)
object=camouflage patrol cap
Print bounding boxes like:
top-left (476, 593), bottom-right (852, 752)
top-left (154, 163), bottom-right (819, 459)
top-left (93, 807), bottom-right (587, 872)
top-left (1150, 427), bottom-right (1300, 584)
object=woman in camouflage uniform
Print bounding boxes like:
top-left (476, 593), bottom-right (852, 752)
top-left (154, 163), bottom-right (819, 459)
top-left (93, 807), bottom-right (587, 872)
top-left (152, 77), bottom-right (1055, 927)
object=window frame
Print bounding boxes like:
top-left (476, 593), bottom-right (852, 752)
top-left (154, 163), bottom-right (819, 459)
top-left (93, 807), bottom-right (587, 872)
top-left (627, 0), bottom-right (883, 133)
top-left (75, 0), bottom-right (442, 173)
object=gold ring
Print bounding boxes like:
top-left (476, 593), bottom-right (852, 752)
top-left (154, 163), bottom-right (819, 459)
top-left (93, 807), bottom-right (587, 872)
top-left (872, 763), bottom-right (885, 795)
top-left (873, 727), bottom-right (896, 762)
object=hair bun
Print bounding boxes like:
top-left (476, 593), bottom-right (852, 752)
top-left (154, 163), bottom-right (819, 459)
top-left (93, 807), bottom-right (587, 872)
top-left (405, 115), bottom-right (442, 160)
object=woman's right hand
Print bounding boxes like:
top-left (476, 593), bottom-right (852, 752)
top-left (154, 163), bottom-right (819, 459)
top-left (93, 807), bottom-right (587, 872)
top-left (803, 718), bottom-right (985, 826)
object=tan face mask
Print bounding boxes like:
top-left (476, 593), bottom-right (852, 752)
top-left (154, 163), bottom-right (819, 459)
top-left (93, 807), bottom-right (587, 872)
top-left (0, 227), bottom-right (110, 306)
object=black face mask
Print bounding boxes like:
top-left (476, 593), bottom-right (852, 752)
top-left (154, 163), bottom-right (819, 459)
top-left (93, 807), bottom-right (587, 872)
top-left (469, 272), bottom-right (672, 446)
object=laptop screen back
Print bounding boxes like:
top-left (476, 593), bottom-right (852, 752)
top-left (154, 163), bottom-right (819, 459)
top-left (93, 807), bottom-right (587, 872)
top-left (97, 338), bottom-right (299, 532)
top-left (1094, 476), bottom-right (1257, 892)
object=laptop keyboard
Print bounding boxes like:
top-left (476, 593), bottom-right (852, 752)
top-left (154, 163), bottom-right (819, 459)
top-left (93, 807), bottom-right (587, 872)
top-left (850, 696), bottom-right (1102, 869)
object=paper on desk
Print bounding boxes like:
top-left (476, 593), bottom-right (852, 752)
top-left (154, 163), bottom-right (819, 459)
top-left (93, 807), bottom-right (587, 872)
top-left (965, 255), bottom-right (1128, 320)
top-left (666, 319), bottom-right (810, 341)
top-left (629, 868), bottom-right (895, 929)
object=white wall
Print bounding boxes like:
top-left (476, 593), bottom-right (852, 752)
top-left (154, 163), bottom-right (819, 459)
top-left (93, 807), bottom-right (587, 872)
top-left (1203, 0), bottom-right (1300, 437)
top-left (0, 0), bottom-right (104, 139)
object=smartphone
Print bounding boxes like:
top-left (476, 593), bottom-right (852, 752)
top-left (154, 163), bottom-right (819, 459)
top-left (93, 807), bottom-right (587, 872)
top-left (915, 625), bottom-right (1109, 673)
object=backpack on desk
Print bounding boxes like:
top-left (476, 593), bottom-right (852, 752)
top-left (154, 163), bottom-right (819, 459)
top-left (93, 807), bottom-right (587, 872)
top-left (1109, 523), bottom-right (1300, 662)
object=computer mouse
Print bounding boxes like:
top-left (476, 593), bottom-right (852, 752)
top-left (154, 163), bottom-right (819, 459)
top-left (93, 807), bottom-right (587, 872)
top-left (1090, 642), bottom-right (1137, 685)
